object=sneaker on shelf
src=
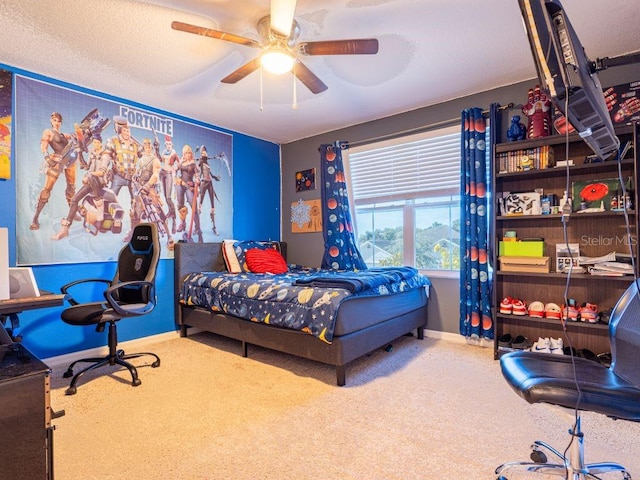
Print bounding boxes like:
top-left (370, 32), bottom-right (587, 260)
top-left (562, 299), bottom-right (580, 321)
top-left (528, 301), bottom-right (545, 318)
top-left (597, 352), bottom-right (612, 367)
top-left (579, 303), bottom-right (599, 323)
top-left (599, 307), bottom-right (613, 325)
top-left (511, 299), bottom-right (527, 316)
top-left (532, 337), bottom-right (551, 354)
top-left (511, 335), bottom-right (533, 350)
top-left (499, 297), bottom-right (514, 315)
top-left (550, 337), bottom-right (564, 354)
top-left (498, 333), bottom-right (513, 348)
top-left (544, 303), bottom-right (562, 320)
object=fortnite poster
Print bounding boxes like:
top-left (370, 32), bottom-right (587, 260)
top-left (15, 76), bottom-right (233, 265)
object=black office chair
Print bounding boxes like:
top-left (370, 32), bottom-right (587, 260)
top-left (60, 223), bottom-right (161, 395)
top-left (495, 279), bottom-right (640, 479)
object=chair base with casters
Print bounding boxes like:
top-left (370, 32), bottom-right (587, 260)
top-left (495, 415), bottom-right (631, 479)
top-left (494, 350), bottom-right (640, 480)
top-left (62, 319), bottom-right (161, 396)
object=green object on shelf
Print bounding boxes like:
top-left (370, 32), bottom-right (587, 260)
top-left (499, 241), bottom-right (544, 257)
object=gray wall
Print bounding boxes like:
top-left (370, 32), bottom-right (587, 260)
top-left (280, 63), bottom-right (640, 335)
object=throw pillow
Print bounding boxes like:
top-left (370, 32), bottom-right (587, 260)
top-left (222, 239), bottom-right (242, 273)
top-left (234, 240), bottom-right (280, 273)
top-left (245, 248), bottom-right (288, 274)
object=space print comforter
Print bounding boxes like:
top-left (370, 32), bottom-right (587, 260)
top-left (180, 266), bottom-right (430, 344)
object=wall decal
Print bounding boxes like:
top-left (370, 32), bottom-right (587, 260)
top-left (291, 198), bottom-right (322, 233)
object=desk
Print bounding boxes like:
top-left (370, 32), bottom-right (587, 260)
top-left (0, 293), bottom-right (65, 343)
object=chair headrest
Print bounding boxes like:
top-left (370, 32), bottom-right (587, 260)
top-left (129, 224), bottom-right (154, 254)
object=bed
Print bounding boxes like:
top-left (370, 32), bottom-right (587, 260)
top-left (173, 241), bottom-right (430, 386)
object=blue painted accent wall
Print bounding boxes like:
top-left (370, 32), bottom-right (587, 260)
top-left (0, 66), bottom-right (281, 359)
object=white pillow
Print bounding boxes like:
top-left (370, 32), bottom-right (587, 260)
top-left (222, 239), bottom-right (242, 273)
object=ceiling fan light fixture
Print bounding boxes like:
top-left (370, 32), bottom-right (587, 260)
top-left (260, 48), bottom-right (295, 75)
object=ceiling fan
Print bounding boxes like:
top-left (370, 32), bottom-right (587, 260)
top-left (171, 0), bottom-right (379, 94)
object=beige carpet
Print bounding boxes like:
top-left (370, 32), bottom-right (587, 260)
top-left (48, 332), bottom-right (640, 480)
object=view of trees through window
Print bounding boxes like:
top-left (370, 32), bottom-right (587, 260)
top-left (355, 196), bottom-right (461, 270)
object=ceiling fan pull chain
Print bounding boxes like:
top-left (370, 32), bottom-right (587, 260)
top-left (292, 63), bottom-right (298, 109)
top-left (260, 66), bottom-right (264, 112)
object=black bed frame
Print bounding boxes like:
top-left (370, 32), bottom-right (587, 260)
top-left (173, 241), bottom-right (428, 386)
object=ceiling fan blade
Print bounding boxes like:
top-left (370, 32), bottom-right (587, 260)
top-left (293, 61), bottom-right (328, 94)
top-left (298, 39), bottom-right (379, 56)
top-left (220, 57), bottom-right (262, 84)
top-left (270, 0), bottom-right (297, 37)
top-left (171, 21), bottom-right (261, 48)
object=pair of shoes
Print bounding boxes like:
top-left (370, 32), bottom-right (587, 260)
top-left (562, 299), bottom-right (579, 321)
top-left (577, 348), bottom-right (598, 362)
top-left (544, 303), bottom-right (562, 320)
top-left (597, 352), bottom-right (612, 367)
top-left (531, 337), bottom-right (563, 354)
top-left (511, 335), bottom-right (533, 349)
top-left (498, 333), bottom-right (513, 348)
top-left (528, 301), bottom-right (545, 318)
top-left (500, 297), bottom-right (527, 315)
top-left (599, 307), bottom-right (613, 324)
top-left (497, 334), bottom-right (533, 350)
top-left (579, 303), bottom-right (599, 323)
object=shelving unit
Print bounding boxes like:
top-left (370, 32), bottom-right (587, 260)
top-left (491, 123), bottom-right (639, 359)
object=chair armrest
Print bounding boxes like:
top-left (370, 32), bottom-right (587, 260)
top-left (61, 278), bottom-right (112, 306)
top-left (104, 281), bottom-right (156, 317)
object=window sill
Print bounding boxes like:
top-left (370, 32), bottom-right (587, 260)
top-left (420, 269), bottom-right (459, 280)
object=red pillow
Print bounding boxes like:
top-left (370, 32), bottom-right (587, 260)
top-left (245, 248), bottom-right (288, 274)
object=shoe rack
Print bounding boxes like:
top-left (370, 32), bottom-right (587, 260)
top-left (491, 122), bottom-right (639, 359)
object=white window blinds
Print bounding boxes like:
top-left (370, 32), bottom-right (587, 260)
top-left (348, 125), bottom-right (461, 205)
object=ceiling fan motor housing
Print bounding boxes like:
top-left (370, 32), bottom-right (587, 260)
top-left (257, 16), bottom-right (299, 49)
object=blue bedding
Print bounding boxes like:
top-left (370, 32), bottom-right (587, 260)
top-left (292, 266), bottom-right (425, 293)
top-left (180, 266), bottom-right (430, 344)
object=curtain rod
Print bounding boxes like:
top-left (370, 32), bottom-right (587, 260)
top-left (344, 103), bottom-right (514, 149)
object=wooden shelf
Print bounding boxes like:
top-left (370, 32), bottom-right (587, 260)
top-left (494, 124), bottom-right (635, 153)
top-left (491, 122), bottom-right (639, 358)
top-left (496, 313), bottom-right (609, 330)
top-left (497, 210), bottom-right (635, 221)
top-left (496, 158), bottom-right (634, 179)
top-left (496, 271), bottom-right (635, 281)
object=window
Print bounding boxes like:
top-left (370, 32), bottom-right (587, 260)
top-left (347, 124), bottom-right (483, 274)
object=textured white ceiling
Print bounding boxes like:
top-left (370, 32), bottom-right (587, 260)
top-left (1, 0), bottom-right (640, 144)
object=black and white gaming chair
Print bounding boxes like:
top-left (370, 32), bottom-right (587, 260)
top-left (60, 223), bottom-right (161, 395)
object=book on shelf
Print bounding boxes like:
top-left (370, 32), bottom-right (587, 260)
top-left (587, 262), bottom-right (634, 276)
top-left (497, 145), bottom-right (555, 173)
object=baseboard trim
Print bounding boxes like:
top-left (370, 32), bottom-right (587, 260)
top-left (43, 330), bottom-right (183, 369)
top-left (43, 327), bottom-right (491, 368)
top-left (424, 329), bottom-right (494, 348)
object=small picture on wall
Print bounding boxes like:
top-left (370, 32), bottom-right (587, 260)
top-left (291, 199), bottom-right (322, 233)
top-left (295, 168), bottom-right (316, 192)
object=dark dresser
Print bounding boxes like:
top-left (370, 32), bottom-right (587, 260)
top-left (0, 343), bottom-right (53, 479)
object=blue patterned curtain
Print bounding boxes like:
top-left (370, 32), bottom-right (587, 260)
top-left (460, 107), bottom-right (494, 339)
top-left (319, 142), bottom-right (367, 271)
